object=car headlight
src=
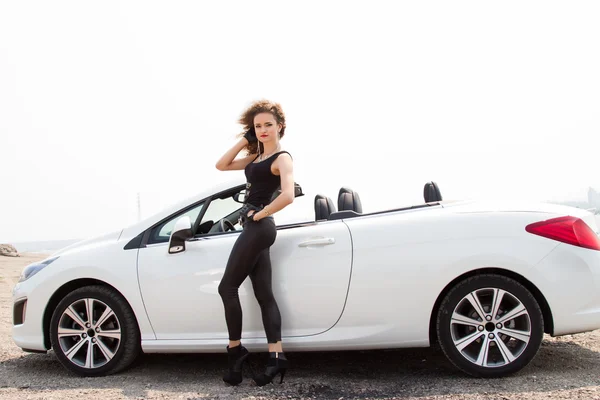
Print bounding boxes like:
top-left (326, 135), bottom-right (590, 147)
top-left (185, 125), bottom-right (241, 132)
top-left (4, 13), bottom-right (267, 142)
top-left (18, 256), bottom-right (59, 282)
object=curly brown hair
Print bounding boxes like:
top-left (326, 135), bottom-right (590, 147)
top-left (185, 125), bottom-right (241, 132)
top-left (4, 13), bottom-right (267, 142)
top-left (237, 99), bottom-right (286, 155)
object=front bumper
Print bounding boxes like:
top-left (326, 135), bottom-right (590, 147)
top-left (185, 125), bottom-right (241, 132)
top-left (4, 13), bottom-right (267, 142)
top-left (12, 281), bottom-right (48, 352)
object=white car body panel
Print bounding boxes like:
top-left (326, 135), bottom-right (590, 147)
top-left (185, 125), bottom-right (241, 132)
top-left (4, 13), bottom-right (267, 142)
top-left (11, 177), bottom-right (600, 358)
top-left (12, 241), bottom-right (155, 351)
top-left (137, 220), bottom-right (352, 340)
top-left (336, 207), bottom-right (561, 347)
top-left (534, 242), bottom-right (600, 335)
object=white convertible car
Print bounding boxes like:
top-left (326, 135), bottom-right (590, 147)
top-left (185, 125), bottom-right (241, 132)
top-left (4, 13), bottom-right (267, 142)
top-left (12, 179), bottom-right (600, 378)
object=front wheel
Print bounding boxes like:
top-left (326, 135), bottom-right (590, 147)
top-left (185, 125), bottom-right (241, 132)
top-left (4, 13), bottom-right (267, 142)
top-left (50, 285), bottom-right (141, 376)
top-left (436, 274), bottom-right (544, 377)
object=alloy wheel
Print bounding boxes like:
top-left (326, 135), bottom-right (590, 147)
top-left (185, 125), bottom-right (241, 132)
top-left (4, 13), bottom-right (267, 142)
top-left (57, 298), bottom-right (122, 369)
top-left (450, 287), bottom-right (531, 368)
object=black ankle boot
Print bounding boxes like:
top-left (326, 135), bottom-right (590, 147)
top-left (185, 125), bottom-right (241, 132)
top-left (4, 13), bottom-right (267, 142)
top-left (252, 352), bottom-right (289, 386)
top-left (223, 345), bottom-right (249, 386)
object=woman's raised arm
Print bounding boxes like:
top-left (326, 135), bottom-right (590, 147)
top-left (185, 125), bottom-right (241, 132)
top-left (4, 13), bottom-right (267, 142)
top-left (215, 138), bottom-right (256, 171)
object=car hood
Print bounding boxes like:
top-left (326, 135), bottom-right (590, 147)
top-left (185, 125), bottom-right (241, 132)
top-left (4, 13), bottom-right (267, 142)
top-left (51, 229), bottom-right (123, 257)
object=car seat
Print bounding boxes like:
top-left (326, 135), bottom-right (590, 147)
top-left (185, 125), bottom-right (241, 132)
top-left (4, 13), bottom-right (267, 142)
top-left (315, 194), bottom-right (336, 221)
top-left (338, 187), bottom-right (363, 213)
top-left (424, 181), bottom-right (442, 203)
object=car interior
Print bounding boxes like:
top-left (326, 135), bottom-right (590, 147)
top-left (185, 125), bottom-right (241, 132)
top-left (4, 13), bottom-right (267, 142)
top-left (198, 180), bottom-right (444, 234)
top-left (314, 181), bottom-right (442, 222)
top-left (146, 180), bottom-right (444, 244)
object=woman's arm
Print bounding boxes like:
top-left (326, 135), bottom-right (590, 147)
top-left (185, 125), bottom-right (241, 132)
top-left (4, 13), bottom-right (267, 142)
top-left (215, 138), bottom-right (256, 171)
top-left (253, 153), bottom-right (294, 221)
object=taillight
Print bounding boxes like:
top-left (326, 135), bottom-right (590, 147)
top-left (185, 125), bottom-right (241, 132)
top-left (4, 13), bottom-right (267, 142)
top-left (526, 216), bottom-right (600, 251)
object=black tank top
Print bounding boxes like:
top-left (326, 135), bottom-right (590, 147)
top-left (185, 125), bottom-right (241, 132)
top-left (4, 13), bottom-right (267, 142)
top-left (244, 151), bottom-right (292, 207)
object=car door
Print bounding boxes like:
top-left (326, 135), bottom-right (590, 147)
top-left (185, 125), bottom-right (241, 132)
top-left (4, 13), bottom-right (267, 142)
top-left (136, 194), bottom-right (352, 340)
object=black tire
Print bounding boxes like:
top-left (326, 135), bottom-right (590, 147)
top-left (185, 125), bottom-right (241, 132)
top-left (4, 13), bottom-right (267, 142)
top-left (436, 274), bottom-right (544, 378)
top-left (50, 285), bottom-right (141, 377)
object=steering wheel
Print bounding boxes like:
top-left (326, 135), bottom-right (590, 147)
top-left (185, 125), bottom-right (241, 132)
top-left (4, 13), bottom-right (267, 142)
top-left (219, 218), bottom-right (236, 232)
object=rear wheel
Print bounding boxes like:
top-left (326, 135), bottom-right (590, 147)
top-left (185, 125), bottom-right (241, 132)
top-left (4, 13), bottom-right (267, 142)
top-left (436, 274), bottom-right (544, 377)
top-left (50, 285), bottom-right (140, 376)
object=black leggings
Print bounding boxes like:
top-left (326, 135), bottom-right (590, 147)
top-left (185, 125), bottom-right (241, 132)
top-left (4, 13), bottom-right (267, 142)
top-left (218, 216), bottom-right (282, 343)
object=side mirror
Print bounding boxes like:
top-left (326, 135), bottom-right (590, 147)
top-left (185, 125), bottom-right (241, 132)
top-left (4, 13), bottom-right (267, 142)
top-left (294, 183), bottom-right (304, 198)
top-left (168, 216), bottom-right (192, 254)
top-left (233, 190), bottom-right (246, 204)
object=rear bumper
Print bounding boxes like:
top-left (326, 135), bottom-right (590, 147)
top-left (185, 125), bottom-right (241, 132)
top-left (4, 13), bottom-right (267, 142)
top-left (535, 243), bottom-right (600, 336)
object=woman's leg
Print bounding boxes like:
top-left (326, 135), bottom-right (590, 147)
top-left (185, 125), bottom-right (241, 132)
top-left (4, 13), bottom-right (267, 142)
top-left (218, 218), bottom-right (277, 346)
top-left (244, 219), bottom-right (288, 386)
top-left (218, 228), bottom-right (262, 346)
top-left (249, 248), bottom-right (283, 351)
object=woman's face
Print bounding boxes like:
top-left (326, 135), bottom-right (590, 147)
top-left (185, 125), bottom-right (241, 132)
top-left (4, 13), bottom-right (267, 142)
top-left (253, 112), bottom-right (281, 144)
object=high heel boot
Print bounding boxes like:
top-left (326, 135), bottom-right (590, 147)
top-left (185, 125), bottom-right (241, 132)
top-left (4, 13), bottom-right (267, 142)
top-left (223, 345), bottom-right (249, 386)
top-left (252, 352), bottom-right (289, 386)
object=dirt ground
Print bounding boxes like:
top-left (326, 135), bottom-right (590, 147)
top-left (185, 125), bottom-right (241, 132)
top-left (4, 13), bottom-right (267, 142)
top-left (1, 254), bottom-right (600, 400)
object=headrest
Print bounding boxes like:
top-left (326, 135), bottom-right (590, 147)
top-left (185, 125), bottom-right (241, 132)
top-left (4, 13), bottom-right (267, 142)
top-left (338, 187), bottom-right (363, 213)
top-left (424, 181), bottom-right (442, 203)
top-left (315, 194), bottom-right (336, 221)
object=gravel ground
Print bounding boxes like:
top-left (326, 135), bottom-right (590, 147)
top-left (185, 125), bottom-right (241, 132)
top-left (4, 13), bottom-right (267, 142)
top-left (2, 254), bottom-right (600, 400)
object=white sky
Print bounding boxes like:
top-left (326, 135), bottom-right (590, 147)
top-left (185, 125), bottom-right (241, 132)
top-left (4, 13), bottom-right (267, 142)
top-left (1, 1), bottom-right (599, 243)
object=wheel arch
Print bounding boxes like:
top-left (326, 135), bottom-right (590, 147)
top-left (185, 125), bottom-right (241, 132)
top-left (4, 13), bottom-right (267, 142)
top-left (43, 278), bottom-right (141, 350)
top-left (428, 268), bottom-right (554, 346)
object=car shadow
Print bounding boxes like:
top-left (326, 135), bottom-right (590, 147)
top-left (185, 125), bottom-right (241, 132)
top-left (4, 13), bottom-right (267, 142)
top-left (1, 336), bottom-right (599, 399)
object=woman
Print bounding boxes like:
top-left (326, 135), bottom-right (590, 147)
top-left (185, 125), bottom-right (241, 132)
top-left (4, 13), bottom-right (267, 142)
top-left (215, 100), bottom-right (294, 386)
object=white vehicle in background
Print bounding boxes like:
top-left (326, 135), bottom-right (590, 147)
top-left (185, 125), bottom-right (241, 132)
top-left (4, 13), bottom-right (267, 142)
top-left (11, 179), bottom-right (600, 378)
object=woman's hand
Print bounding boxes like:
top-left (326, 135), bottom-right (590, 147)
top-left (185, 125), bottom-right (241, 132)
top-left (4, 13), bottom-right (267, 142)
top-left (243, 127), bottom-right (257, 144)
top-left (247, 210), bottom-right (264, 222)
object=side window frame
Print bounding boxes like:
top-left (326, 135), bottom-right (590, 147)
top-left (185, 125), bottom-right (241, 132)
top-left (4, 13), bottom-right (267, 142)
top-left (141, 184), bottom-right (247, 246)
top-left (146, 200), bottom-right (208, 245)
top-left (193, 191), bottom-right (246, 238)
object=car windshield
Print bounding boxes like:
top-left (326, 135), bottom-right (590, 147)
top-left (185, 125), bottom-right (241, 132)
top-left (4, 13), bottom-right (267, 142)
top-left (198, 195), bottom-right (244, 234)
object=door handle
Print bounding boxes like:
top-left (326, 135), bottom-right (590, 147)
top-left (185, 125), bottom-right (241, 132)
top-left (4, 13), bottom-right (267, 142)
top-left (298, 237), bottom-right (335, 247)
